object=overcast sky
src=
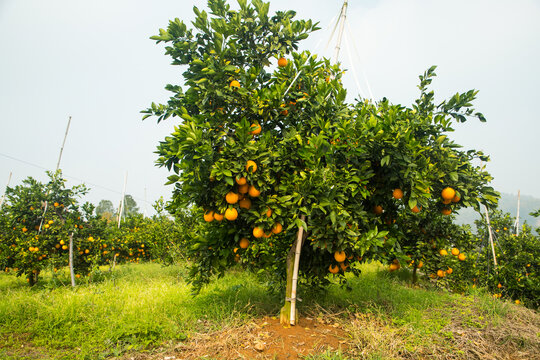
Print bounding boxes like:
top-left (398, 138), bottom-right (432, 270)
top-left (1, 0), bottom-right (539, 214)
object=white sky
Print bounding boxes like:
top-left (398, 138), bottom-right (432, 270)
top-left (1, 0), bottom-right (539, 214)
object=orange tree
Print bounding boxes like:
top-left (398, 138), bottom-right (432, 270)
top-left (143, 0), bottom-right (497, 324)
top-left (0, 171), bottom-right (91, 285)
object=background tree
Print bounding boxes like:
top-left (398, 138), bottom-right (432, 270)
top-left (121, 195), bottom-right (140, 217)
top-left (144, 0), bottom-right (497, 324)
top-left (95, 199), bottom-right (115, 219)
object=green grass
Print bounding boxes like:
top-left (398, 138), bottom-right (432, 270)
top-left (0, 262), bottom-right (527, 360)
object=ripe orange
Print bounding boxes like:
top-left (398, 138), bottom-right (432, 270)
top-left (203, 211), bottom-right (214, 222)
top-left (62, 245), bottom-right (68, 250)
top-left (458, 253), bottom-right (466, 261)
top-left (213, 213), bottom-right (224, 221)
top-left (248, 185), bottom-right (261, 197)
top-left (22, 227), bottom-right (27, 232)
top-left (225, 208), bottom-right (238, 221)
top-left (334, 251), bottom-right (346, 262)
top-left (392, 189), bottom-right (404, 200)
top-left (246, 160), bottom-right (257, 173)
top-left (54, 202), bottom-right (59, 207)
top-left (515, 300), bottom-right (521, 305)
top-left (452, 195), bottom-right (460, 203)
top-left (439, 249), bottom-right (448, 256)
top-left (437, 269), bottom-right (445, 277)
top-left (239, 238), bottom-right (250, 249)
top-left (253, 227), bottom-right (264, 238)
top-left (442, 198), bottom-right (452, 205)
top-left (373, 205), bottom-right (383, 215)
top-left (497, 283), bottom-right (502, 289)
top-left (60, 240), bottom-right (65, 245)
top-left (225, 192), bottom-right (239, 204)
top-left (277, 57), bottom-right (288, 67)
top-left (417, 260), bottom-right (424, 268)
top-left (389, 263), bottom-right (400, 271)
top-left (239, 198), bottom-right (251, 209)
top-left (446, 268), bottom-right (453, 274)
top-left (441, 207), bottom-right (452, 215)
top-left (329, 264), bottom-right (339, 274)
top-left (229, 80), bottom-right (240, 88)
top-left (411, 205), bottom-right (421, 213)
top-left (451, 248), bottom-right (460, 256)
top-left (238, 183), bottom-right (249, 194)
top-left (340, 263), bottom-right (349, 271)
top-left (249, 123), bottom-right (261, 135)
top-left (236, 177), bottom-right (247, 185)
top-left (441, 187), bottom-right (455, 201)
top-left (266, 207), bottom-right (272, 217)
top-left (272, 223), bottom-right (283, 234)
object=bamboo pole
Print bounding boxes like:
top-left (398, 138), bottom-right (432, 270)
top-left (332, 1), bottom-right (348, 64)
top-left (484, 206), bottom-right (498, 267)
top-left (515, 190), bottom-right (521, 236)
top-left (117, 172), bottom-right (128, 228)
top-left (0, 171), bottom-right (12, 210)
top-left (289, 215), bottom-right (306, 326)
top-left (69, 233), bottom-right (76, 287)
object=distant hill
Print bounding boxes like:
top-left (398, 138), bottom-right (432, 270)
top-left (455, 192), bottom-right (540, 229)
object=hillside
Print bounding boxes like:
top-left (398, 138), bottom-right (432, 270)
top-left (455, 192), bottom-right (540, 229)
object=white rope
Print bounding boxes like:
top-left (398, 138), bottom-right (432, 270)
top-left (343, 29), bottom-right (367, 99)
top-left (346, 20), bottom-right (375, 101)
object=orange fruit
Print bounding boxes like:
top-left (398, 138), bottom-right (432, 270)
top-left (334, 251), bottom-right (346, 263)
top-left (389, 263), bottom-right (400, 271)
top-left (60, 240), bottom-right (65, 245)
top-left (452, 195), bottom-right (460, 203)
top-left (213, 213), bottom-right (224, 221)
top-left (225, 192), bottom-right (239, 204)
top-left (497, 283), bottom-right (502, 289)
top-left (236, 177), bottom-right (247, 185)
top-left (458, 253), bottom-right (466, 261)
top-left (75, 274), bottom-right (81, 278)
top-left (54, 202), bottom-right (59, 207)
top-left (329, 264), bottom-right (339, 274)
top-left (253, 227), bottom-right (264, 238)
top-left (340, 263), bottom-right (349, 272)
top-left (22, 227), bottom-right (27, 232)
top-left (239, 238), bottom-right (250, 249)
top-left (272, 223), bottom-right (283, 234)
top-left (225, 208), bottom-right (238, 221)
top-left (277, 57), bottom-right (288, 67)
top-left (392, 189), bottom-right (404, 200)
top-left (249, 123), bottom-right (261, 135)
top-left (246, 160), bottom-right (257, 173)
top-left (266, 207), bottom-right (272, 217)
top-left (373, 205), bottom-right (383, 215)
top-left (238, 183), bottom-right (249, 194)
top-left (446, 268), bottom-right (453, 274)
top-left (62, 245), bottom-right (68, 250)
top-left (248, 185), bottom-right (261, 197)
top-left (437, 269), bottom-right (445, 277)
top-left (417, 261), bottom-right (424, 268)
top-left (229, 80), bottom-right (240, 88)
top-left (204, 211), bottom-right (214, 222)
top-left (239, 198), bottom-right (252, 209)
top-left (515, 300), bottom-right (521, 305)
top-left (441, 207), bottom-right (452, 215)
top-left (439, 249), bottom-right (448, 256)
top-left (263, 232), bottom-right (272, 238)
top-left (451, 248), bottom-right (460, 256)
top-left (442, 198), bottom-right (452, 205)
top-left (411, 205), bottom-right (421, 213)
top-left (441, 187), bottom-right (455, 201)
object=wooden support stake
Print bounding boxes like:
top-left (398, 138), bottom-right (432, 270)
top-left (484, 206), bottom-right (498, 267)
top-left (69, 233), bottom-right (76, 287)
top-left (515, 190), bottom-right (521, 236)
top-left (117, 172), bottom-right (128, 228)
top-left (289, 215), bottom-right (306, 326)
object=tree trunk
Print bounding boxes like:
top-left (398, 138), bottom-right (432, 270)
top-left (280, 243), bottom-right (298, 326)
top-left (412, 264), bottom-right (418, 284)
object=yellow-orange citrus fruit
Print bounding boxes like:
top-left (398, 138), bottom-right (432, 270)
top-left (248, 185), bottom-right (261, 197)
top-left (441, 187), bottom-right (456, 201)
top-left (334, 251), bottom-right (346, 263)
top-left (442, 198), bottom-right (452, 205)
top-left (277, 57), bottom-right (288, 67)
top-left (497, 283), bottom-right (502, 288)
top-left (437, 269), bottom-right (445, 277)
top-left (213, 213), bottom-right (224, 221)
top-left (204, 211), bottom-right (214, 222)
top-left (373, 205), bottom-right (383, 215)
top-left (225, 208), bottom-right (238, 221)
top-left (389, 263), bottom-right (400, 271)
top-left (263, 232), bottom-right (272, 238)
top-left (515, 300), bottom-right (521, 305)
top-left (329, 264), bottom-right (339, 274)
top-left (60, 240), bottom-right (65, 245)
top-left (253, 227), bottom-right (264, 238)
top-left (266, 207), bottom-right (272, 217)
top-left (239, 198), bottom-right (251, 209)
top-left (62, 245), bottom-right (68, 250)
top-left (458, 253), bottom-right (466, 261)
top-left (246, 160), bottom-right (257, 173)
top-left (239, 238), bottom-right (250, 249)
top-left (272, 223), bottom-right (283, 234)
top-left (229, 80), bottom-right (240, 88)
top-left (451, 248), bottom-right (460, 256)
top-left (411, 205), bottom-right (421, 213)
top-left (452, 195), bottom-right (460, 203)
top-left (236, 177), bottom-right (247, 185)
top-left (340, 263), bottom-right (349, 271)
top-left (22, 227), bottom-right (27, 232)
top-left (226, 192), bottom-right (239, 204)
top-left (439, 249), bottom-right (448, 256)
top-left (441, 207), bottom-right (452, 215)
top-left (54, 202), bottom-right (59, 207)
top-left (249, 123), bottom-right (261, 135)
top-left (392, 189), bottom-right (404, 199)
top-left (417, 260), bottom-right (424, 268)
top-left (446, 268), bottom-right (453, 274)
top-left (238, 183), bottom-right (249, 194)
